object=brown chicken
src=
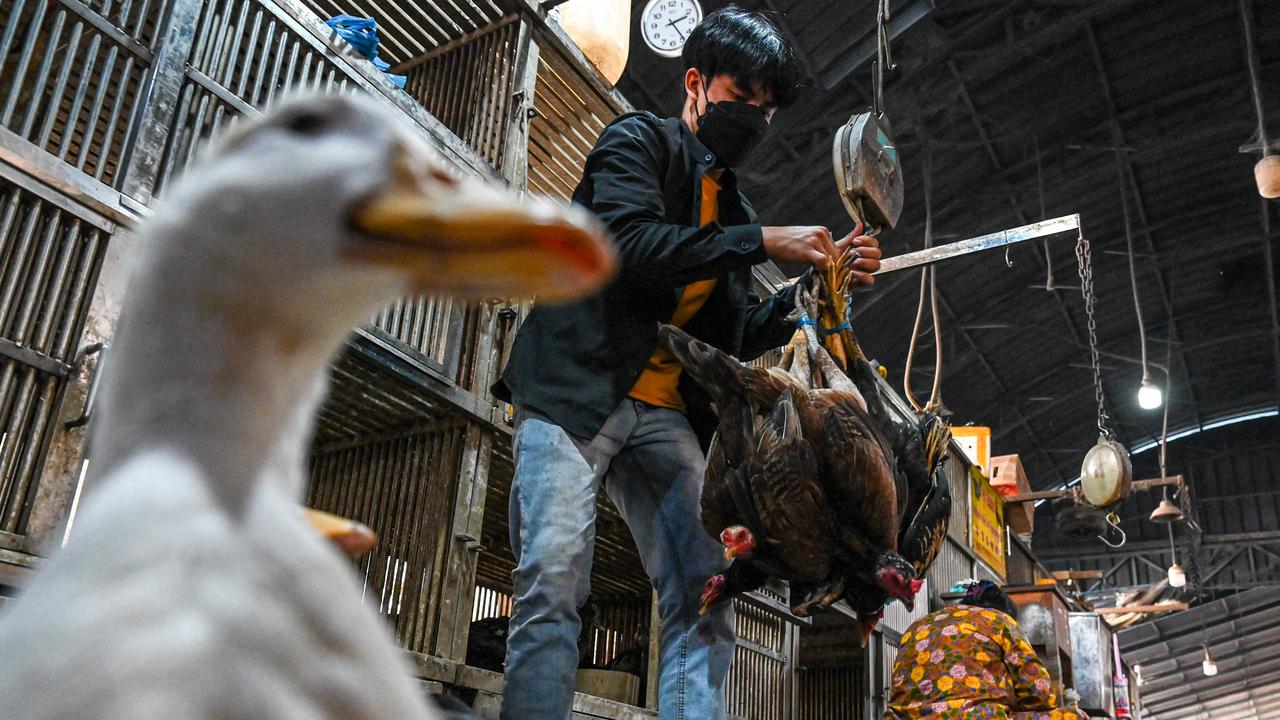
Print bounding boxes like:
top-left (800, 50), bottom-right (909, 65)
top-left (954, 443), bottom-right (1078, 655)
top-left (656, 320), bottom-right (916, 617)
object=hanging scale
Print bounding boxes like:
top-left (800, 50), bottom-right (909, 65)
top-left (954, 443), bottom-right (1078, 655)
top-left (832, 0), bottom-right (903, 233)
top-left (1075, 229), bottom-right (1133, 508)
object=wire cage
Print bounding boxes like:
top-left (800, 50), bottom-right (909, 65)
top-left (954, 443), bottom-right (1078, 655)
top-left (0, 177), bottom-right (111, 541)
top-left (305, 422), bottom-right (467, 655)
top-left (526, 24), bottom-right (627, 202)
top-left (0, 0), bottom-right (167, 187)
top-left (796, 613), bottom-right (871, 720)
top-left (0, 0), bottom-right (535, 552)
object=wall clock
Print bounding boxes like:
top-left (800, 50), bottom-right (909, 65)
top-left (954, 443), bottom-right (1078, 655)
top-left (641, 0), bottom-right (703, 58)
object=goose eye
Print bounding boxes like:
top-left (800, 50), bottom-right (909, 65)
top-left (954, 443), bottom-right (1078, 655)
top-left (284, 112), bottom-right (329, 136)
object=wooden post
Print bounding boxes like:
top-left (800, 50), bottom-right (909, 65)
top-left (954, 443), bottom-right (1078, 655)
top-left (430, 424), bottom-right (494, 661)
top-left (501, 19), bottom-right (539, 190)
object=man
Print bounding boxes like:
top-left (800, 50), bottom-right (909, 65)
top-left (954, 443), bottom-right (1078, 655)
top-left (493, 7), bottom-right (881, 719)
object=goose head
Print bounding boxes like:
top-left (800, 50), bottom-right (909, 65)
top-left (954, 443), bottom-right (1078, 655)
top-left (92, 93), bottom-right (613, 509)
top-left (143, 93), bottom-right (613, 337)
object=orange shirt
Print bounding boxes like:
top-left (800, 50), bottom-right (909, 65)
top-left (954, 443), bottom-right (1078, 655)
top-left (628, 174), bottom-right (721, 412)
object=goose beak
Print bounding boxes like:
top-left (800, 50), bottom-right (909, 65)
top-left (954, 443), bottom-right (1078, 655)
top-left (348, 140), bottom-right (614, 302)
top-left (303, 508), bottom-right (377, 558)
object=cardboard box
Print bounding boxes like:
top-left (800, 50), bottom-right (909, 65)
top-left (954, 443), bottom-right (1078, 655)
top-left (990, 454), bottom-right (1034, 534)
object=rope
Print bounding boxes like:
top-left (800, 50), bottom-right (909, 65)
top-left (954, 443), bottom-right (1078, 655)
top-left (903, 145), bottom-right (944, 413)
top-left (1116, 149), bottom-right (1151, 388)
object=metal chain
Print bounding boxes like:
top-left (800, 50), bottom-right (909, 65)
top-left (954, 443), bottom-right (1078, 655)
top-left (1075, 228), bottom-right (1113, 438)
top-left (873, 0), bottom-right (891, 117)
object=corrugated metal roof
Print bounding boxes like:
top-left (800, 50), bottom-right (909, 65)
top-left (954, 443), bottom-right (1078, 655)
top-left (619, 0), bottom-right (1280, 491)
top-left (1119, 588), bottom-right (1280, 720)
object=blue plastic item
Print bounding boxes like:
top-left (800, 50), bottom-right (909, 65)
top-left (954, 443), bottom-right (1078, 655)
top-left (325, 14), bottom-right (407, 89)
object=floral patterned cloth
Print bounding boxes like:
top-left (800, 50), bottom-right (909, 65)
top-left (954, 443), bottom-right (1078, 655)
top-left (885, 604), bottom-right (1079, 720)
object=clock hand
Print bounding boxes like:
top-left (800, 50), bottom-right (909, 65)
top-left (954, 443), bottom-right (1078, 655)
top-left (667, 17), bottom-right (689, 40)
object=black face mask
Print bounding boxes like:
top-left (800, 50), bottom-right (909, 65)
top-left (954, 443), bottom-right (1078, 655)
top-left (695, 82), bottom-right (769, 168)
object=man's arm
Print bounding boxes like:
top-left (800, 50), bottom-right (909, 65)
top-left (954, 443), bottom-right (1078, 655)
top-left (587, 117), bottom-right (767, 285)
top-left (586, 117), bottom-right (841, 286)
top-left (739, 231), bottom-right (882, 360)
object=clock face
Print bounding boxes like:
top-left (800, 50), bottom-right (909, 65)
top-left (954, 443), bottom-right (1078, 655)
top-left (641, 0), bottom-right (703, 58)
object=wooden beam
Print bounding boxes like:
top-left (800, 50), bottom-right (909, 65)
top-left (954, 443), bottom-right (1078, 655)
top-left (1053, 570), bottom-right (1103, 580)
top-left (1094, 602), bottom-right (1189, 615)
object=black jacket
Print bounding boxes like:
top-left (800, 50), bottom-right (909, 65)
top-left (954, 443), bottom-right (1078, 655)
top-left (493, 111), bottom-right (800, 446)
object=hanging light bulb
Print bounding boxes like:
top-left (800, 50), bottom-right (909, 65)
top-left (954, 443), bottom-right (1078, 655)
top-left (1138, 377), bottom-right (1163, 409)
top-left (1166, 522), bottom-right (1185, 587)
top-left (1202, 648), bottom-right (1218, 676)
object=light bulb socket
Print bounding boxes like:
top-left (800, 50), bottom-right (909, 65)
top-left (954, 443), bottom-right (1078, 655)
top-left (1150, 498), bottom-right (1185, 523)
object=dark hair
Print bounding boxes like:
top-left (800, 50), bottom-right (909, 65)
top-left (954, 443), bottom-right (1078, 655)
top-left (682, 5), bottom-right (801, 109)
top-left (961, 580), bottom-right (1017, 617)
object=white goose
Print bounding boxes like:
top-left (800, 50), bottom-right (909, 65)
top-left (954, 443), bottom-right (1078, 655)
top-left (0, 94), bottom-right (612, 719)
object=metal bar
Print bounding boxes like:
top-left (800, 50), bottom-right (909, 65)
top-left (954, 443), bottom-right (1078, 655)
top-left (1005, 475), bottom-right (1183, 503)
top-left (0, 140), bottom-right (124, 228)
top-left (0, 338), bottom-right (72, 378)
top-left (17, 8), bottom-right (69, 138)
top-left (0, 0), bottom-right (30, 83)
top-left (118, 0), bottom-right (204, 204)
top-left (873, 214), bottom-right (1080, 275)
top-left (818, 0), bottom-right (936, 89)
top-left (184, 65), bottom-right (261, 118)
top-left (390, 15), bottom-right (518, 74)
top-left (64, 342), bottom-right (107, 428)
top-left (36, 20), bottom-right (87, 150)
top-left (56, 0), bottom-right (154, 61)
top-left (57, 33), bottom-right (103, 161)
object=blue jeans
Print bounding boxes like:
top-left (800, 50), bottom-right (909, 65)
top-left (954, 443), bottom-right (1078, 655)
top-left (500, 399), bottom-right (735, 720)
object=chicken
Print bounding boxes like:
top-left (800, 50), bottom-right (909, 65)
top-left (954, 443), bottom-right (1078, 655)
top-left (0, 93), bottom-right (613, 720)
top-left (807, 258), bottom-right (954, 597)
top-left (657, 322), bottom-right (915, 618)
top-left (466, 616), bottom-right (511, 672)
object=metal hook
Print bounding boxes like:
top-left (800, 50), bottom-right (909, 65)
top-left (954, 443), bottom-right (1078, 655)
top-left (1004, 247), bottom-right (1013, 268)
top-left (1097, 512), bottom-right (1128, 548)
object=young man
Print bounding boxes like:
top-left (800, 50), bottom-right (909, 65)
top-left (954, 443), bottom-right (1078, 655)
top-left (492, 7), bottom-right (881, 719)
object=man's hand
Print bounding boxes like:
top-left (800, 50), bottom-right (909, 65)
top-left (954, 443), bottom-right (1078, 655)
top-left (835, 223), bottom-right (881, 287)
top-left (761, 226), bottom-right (840, 270)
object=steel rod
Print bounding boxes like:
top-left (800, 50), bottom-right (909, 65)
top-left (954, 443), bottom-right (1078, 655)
top-left (874, 214), bottom-right (1080, 275)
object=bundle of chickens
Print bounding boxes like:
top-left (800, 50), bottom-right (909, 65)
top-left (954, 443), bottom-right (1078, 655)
top-left (657, 249), bottom-right (952, 644)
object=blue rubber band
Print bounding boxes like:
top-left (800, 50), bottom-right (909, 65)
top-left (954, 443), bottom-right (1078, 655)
top-left (796, 316), bottom-right (815, 328)
top-left (819, 320), bottom-right (851, 337)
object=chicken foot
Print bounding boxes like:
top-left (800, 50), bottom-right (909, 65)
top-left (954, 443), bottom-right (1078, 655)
top-left (793, 286), bottom-right (866, 407)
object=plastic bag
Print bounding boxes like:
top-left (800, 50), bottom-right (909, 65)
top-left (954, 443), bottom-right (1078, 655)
top-left (325, 14), bottom-right (407, 89)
